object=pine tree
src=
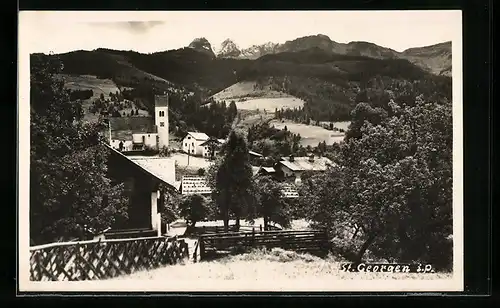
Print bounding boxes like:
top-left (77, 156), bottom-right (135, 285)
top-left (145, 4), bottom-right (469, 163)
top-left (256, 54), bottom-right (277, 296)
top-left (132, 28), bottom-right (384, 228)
top-left (207, 129), bottom-right (257, 231)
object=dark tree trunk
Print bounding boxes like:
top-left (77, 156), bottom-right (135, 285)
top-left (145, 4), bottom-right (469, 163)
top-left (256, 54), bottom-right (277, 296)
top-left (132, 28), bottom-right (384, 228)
top-left (223, 210), bottom-right (229, 232)
top-left (263, 216), bottom-right (269, 231)
top-left (235, 215), bottom-right (240, 231)
top-left (356, 233), bottom-right (378, 263)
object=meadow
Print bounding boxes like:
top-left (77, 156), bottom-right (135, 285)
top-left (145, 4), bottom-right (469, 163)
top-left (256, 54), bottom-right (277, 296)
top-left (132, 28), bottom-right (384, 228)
top-left (111, 248), bottom-right (452, 285)
top-left (211, 81), bottom-right (289, 101)
top-left (270, 120), bottom-right (347, 147)
top-left (60, 74), bottom-right (147, 121)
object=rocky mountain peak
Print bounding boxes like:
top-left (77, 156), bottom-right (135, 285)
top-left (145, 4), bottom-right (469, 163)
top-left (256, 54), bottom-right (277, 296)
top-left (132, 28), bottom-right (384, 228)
top-left (217, 39), bottom-right (241, 58)
top-left (188, 37), bottom-right (215, 58)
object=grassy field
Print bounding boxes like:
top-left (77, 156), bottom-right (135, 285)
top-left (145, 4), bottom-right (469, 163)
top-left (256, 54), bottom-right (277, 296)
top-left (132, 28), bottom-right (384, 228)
top-left (212, 81), bottom-right (305, 112)
top-left (60, 74), bottom-right (148, 122)
top-left (319, 121), bottom-right (351, 131)
top-left (234, 97), bottom-right (305, 112)
top-left (212, 81), bottom-right (290, 101)
top-left (270, 119), bottom-right (347, 147)
top-left (112, 248), bottom-right (452, 285)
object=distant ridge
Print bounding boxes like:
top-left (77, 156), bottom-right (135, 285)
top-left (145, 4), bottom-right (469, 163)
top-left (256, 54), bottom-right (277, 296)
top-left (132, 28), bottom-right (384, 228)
top-left (214, 35), bottom-right (451, 77)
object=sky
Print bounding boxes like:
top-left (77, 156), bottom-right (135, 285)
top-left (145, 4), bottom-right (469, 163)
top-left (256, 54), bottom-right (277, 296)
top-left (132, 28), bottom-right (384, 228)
top-left (19, 11), bottom-right (461, 54)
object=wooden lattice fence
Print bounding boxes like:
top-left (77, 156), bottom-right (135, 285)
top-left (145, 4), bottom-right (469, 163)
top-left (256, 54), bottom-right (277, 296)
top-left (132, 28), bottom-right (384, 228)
top-left (29, 236), bottom-right (189, 281)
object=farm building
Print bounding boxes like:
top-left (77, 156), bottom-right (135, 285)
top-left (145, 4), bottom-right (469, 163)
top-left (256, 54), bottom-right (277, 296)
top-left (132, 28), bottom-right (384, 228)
top-left (181, 132), bottom-right (210, 156)
top-left (108, 94), bottom-right (169, 152)
top-left (179, 176), bottom-right (212, 196)
top-left (248, 150), bottom-right (264, 165)
top-left (256, 166), bottom-right (277, 177)
top-left (200, 138), bottom-right (226, 158)
top-left (276, 155), bottom-right (334, 184)
top-left (104, 144), bottom-right (178, 237)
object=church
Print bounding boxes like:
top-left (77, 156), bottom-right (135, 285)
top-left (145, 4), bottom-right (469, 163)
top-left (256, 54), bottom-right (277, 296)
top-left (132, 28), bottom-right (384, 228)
top-left (109, 94), bottom-right (169, 153)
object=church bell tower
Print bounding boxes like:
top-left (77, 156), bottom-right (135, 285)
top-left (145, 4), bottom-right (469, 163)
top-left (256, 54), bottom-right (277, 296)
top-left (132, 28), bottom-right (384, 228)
top-left (154, 94), bottom-right (169, 149)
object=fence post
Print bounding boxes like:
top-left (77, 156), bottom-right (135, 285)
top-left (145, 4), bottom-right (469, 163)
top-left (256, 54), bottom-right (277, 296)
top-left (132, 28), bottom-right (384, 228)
top-left (199, 237), bottom-right (205, 261)
top-left (252, 227), bottom-right (255, 247)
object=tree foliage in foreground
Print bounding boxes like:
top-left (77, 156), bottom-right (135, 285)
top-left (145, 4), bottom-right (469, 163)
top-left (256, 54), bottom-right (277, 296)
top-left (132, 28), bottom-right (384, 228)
top-left (301, 98), bottom-right (453, 269)
top-left (30, 54), bottom-right (128, 244)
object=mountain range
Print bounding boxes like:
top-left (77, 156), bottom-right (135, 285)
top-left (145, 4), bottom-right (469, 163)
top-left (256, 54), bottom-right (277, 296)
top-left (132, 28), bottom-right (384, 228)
top-left (187, 34), bottom-right (451, 77)
top-left (36, 33), bottom-right (452, 123)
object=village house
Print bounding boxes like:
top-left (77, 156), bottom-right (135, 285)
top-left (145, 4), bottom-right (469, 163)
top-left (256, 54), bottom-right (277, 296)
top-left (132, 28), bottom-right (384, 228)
top-left (181, 132), bottom-right (210, 156)
top-left (103, 143), bottom-right (178, 238)
top-left (257, 166), bottom-right (277, 177)
top-left (200, 138), bottom-right (226, 158)
top-left (275, 155), bottom-right (334, 185)
top-left (109, 94), bottom-right (169, 153)
top-left (249, 150), bottom-right (265, 166)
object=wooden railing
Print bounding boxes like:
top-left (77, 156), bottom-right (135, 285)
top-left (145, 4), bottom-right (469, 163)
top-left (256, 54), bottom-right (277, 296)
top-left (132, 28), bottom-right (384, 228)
top-left (29, 236), bottom-right (189, 281)
top-left (197, 229), bottom-right (330, 261)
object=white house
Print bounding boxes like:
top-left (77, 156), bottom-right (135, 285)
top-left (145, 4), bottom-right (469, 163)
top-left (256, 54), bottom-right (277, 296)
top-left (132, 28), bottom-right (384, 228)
top-left (182, 132), bottom-right (210, 156)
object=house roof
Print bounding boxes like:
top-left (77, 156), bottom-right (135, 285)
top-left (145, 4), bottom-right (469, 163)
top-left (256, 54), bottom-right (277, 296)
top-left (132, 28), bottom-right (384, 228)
top-left (200, 138), bottom-right (224, 146)
top-left (128, 157), bottom-right (176, 187)
top-left (180, 176), bottom-right (212, 195)
top-left (249, 150), bottom-right (263, 157)
top-left (184, 132), bottom-right (210, 141)
top-left (110, 117), bottom-right (156, 140)
top-left (260, 167), bottom-right (276, 173)
top-left (279, 156), bottom-right (333, 172)
top-left (103, 143), bottom-right (177, 192)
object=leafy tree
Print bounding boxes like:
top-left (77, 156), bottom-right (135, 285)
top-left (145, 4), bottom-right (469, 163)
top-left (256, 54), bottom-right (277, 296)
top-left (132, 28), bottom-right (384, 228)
top-left (197, 168), bottom-right (206, 176)
top-left (305, 99), bottom-right (453, 269)
top-left (30, 54), bottom-right (128, 244)
top-left (100, 93), bottom-right (105, 101)
top-left (178, 194), bottom-right (208, 231)
top-left (207, 129), bottom-right (257, 231)
top-left (256, 176), bottom-right (292, 230)
top-left (345, 102), bottom-right (388, 140)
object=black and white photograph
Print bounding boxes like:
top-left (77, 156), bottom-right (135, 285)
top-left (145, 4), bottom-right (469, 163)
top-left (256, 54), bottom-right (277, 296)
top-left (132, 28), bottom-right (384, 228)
top-left (18, 10), bottom-right (463, 292)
